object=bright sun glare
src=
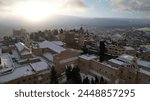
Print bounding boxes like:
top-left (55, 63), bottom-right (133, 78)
top-left (14, 1), bottom-right (59, 22)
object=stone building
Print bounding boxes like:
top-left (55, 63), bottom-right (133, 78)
top-left (24, 33), bottom-right (30, 48)
top-left (32, 40), bottom-right (81, 76)
top-left (15, 42), bottom-right (32, 59)
top-left (106, 45), bottom-right (125, 56)
top-left (0, 53), bottom-right (51, 84)
top-left (54, 49), bottom-right (80, 76)
top-left (106, 45), bottom-right (136, 56)
top-left (78, 27), bottom-right (85, 49)
top-left (13, 29), bottom-right (26, 39)
top-left (78, 54), bottom-right (150, 84)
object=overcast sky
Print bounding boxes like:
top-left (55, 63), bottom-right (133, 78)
top-left (0, 0), bottom-right (150, 21)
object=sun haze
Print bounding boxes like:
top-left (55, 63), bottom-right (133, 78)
top-left (13, 1), bottom-right (60, 22)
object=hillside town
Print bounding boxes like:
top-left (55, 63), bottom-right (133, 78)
top-left (0, 27), bottom-right (150, 84)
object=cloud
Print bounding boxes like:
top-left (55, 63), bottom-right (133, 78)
top-left (0, 0), bottom-right (88, 13)
top-left (63, 0), bottom-right (88, 11)
top-left (0, 0), bottom-right (18, 12)
top-left (110, 0), bottom-right (150, 11)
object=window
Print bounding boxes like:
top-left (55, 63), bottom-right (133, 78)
top-left (121, 71), bottom-right (123, 73)
top-left (129, 77), bottom-right (131, 80)
top-left (23, 79), bottom-right (26, 82)
top-left (34, 76), bottom-right (36, 79)
top-left (28, 77), bottom-right (32, 81)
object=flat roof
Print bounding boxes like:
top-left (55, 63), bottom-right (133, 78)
top-left (15, 42), bottom-right (29, 52)
top-left (43, 52), bottom-right (53, 62)
top-left (39, 41), bottom-right (66, 53)
top-left (0, 53), bottom-right (14, 68)
top-left (79, 54), bottom-right (97, 60)
top-left (102, 62), bottom-right (118, 70)
top-left (109, 59), bottom-right (125, 66)
top-left (11, 49), bottom-right (20, 58)
top-left (137, 59), bottom-right (150, 68)
top-left (51, 41), bottom-right (64, 46)
top-left (119, 54), bottom-right (134, 62)
top-left (0, 65), bottom-right (33, 83)
top-left (0, 61), bottom-right (50, 83)
top-left (139, 68), bottom-right (150, 76)
top-left (124, 46), bottom-right (134, 50)
top-left (30, 61), bottom-right (49, 72)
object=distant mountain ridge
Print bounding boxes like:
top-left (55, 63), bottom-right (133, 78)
top-left (0, 15), bottom-right (150, 35)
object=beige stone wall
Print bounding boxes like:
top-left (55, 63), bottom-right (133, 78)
top-left (78, 58), bottom-right (91, 73)
top-left (125, 50), bottom-right (137, 56)
top-left (107, 45), bottom-right (125, 56)
top-left (137, 72), bottom-right (150, 84)
top-left (54, 49), bottom-right (80, 76)
top-left (2, 46), bottom-right (14, 53)
top-left (6, 70), bottom-right (51, 84)
top-left (78, 58), bottom-right (119, 83)
top-left (90, 60), bottom-right (119, 82)
top-left (139, 51), bottom-right (150, 61)
top-left (32, 48), bottom-right (42, 56)
top-left (78, 58), bottom-right (150, 84)
top-left (124, 70), bottom-right (136, 84)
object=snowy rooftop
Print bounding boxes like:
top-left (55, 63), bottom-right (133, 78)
top-left (139, 45), bottom-right (150, 52)
top-left (111, 34), bottom-right (124, 41)
top-left (30, 61), bottom-right (50, 72)
top-left (102, 62), bottom-right (118, 70)
top-left (79, 54), bottom-right (97, 60)
top-left (137, 59), bottom-right (150, 68)
top-left (39, 41), bottom-right (66, 53)
top-left (0, 53), bottom-right (14, 68)
top-left (118, 54), bottom-right (134, 63)
top-left (51, 41), bottom-right (64, 46)
top-left (124, 46), bottom-right (135, 51)
top-left (109, 59), bottom-right (125, 66)
top-left (0, 43), bottom-right (4, 47)
top-left (15, 42), bottom-right (29, 52)
top-left (21, 51), bottom-right (32, 56)
top-left (0, 61), bottom-right (50, 83)
top-left (137, 27), bottom-right (150, 31)
top-left (139, 68), bottom-right (150, 76)
top-left (11, 50), bottom-right (20, 59)
top-left (43, 52), bottom-right (53, 62)
top-left (0, 65), bottom-right (33, 83)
